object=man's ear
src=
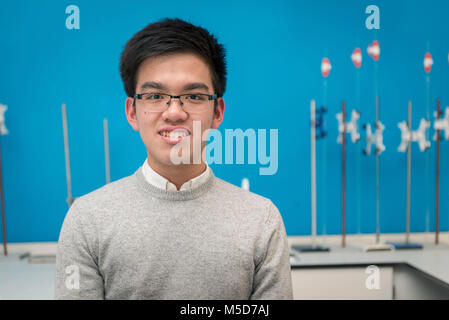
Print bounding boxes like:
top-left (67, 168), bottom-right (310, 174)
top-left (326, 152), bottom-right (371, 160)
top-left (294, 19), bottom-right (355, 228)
top-left (125, 97), bottom-right (139, 131)
top-left (211, 97), bottom-right (225, 130)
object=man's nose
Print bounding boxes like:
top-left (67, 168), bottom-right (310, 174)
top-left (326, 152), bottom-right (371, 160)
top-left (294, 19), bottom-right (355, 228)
top-left (162, 98), bottom-right (188, 122)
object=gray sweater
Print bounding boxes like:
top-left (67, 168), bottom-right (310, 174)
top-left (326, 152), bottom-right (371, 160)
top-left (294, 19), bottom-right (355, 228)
top-left (55, 166), bottom-right (293, 299)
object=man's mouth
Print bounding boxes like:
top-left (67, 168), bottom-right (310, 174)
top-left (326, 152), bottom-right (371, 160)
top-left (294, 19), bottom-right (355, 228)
top-left (158, 128), bottom-right (191, 143)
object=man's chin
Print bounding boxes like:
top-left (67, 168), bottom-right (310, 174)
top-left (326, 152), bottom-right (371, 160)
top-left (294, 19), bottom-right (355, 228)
top-left (148, 140), bottom-right (205, 166)
top-left (151, 153), bottom-right (195, 167)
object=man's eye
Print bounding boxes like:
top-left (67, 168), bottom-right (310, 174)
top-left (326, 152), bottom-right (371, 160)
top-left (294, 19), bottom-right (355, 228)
top-left (145, 94), bottom-right (164, 100)
top-left (185, 94), bottom-right (206, 100)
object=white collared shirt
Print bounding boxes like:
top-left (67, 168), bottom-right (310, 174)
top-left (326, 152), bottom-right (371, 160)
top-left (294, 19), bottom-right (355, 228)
top-left (142, 158), bottom-right (210, 191)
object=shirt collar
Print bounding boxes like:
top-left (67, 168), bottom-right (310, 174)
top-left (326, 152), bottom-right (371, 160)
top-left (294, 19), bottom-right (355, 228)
top-left (141, 158), bottom-right (210, 191)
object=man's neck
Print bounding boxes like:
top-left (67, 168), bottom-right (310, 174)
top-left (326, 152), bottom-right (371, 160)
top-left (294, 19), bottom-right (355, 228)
top-left (146, 157), bottom-right (207, 191)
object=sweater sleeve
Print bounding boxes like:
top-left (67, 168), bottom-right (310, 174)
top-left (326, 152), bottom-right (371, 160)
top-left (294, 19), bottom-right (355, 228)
top-left (55, 199), bottom-right (104, 299)
top-left (250, 200), bottom-right (293, 300)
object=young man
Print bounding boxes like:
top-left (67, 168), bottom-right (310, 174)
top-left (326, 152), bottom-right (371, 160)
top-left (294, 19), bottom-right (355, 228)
top-left (55, 18), bottom-right (293, 300)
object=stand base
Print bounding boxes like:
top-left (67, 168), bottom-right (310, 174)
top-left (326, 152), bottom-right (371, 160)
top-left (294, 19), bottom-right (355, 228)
top-left (28, 254), bottom-right (56, 264)
top-left (386, 242), bottom-right (423, 250)
top-left (420, 242), bottom-right (449, 250)
top-left (292, 245), bottom-right (330, 253)
top-left (363, 243), bottom-right (395, 252)
top-left (0, 252), bottom-right (30, 262)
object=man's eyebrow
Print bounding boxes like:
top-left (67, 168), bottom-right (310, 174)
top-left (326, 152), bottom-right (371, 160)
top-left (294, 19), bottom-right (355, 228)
top-left (139, 81), bottom-right (167, 91)
top-left (139, 81), bottom-right (210, 93)
top-left (182, 82), bottom-right (210, 92)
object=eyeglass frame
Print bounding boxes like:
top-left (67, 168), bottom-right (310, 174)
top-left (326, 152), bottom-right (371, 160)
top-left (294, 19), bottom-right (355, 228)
top-left (132, 92), bottom-right (218, 109)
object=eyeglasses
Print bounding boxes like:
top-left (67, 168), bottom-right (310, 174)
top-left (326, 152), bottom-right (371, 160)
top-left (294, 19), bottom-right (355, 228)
top-left (133, 92), bottom-right (218, 113)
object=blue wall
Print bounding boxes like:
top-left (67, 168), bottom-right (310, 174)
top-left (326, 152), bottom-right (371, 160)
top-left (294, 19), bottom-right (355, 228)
top-left (0, 0), bottom-right (448, 242)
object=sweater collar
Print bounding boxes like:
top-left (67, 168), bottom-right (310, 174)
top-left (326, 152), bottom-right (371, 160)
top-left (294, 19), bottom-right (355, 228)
top-left (134, 165), bottom-right (215, 201)
top-left (141, 158), bottom-right (211, 191)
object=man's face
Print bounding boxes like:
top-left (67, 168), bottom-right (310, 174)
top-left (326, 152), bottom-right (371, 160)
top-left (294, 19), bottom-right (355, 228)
top-left (125, 52), bottom-right (225, 168)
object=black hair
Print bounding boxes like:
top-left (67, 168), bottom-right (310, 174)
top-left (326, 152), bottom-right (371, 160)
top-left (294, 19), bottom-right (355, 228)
top-left (120, 18), bottom-right (227, 100)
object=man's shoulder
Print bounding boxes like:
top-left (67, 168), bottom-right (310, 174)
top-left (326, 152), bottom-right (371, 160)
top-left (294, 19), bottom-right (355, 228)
top-left (211, 176), bottom-right (275, 213)
top-left (73, 169), bottom-right (139, 208)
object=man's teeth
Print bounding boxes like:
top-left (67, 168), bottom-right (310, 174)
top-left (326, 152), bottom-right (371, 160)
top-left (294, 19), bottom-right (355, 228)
top-left (160, 131), bottom-right (190, 138)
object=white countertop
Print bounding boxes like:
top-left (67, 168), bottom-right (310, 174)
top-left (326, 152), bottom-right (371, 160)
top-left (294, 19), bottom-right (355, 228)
top-left (289, 233), bottom-right (449, 286)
